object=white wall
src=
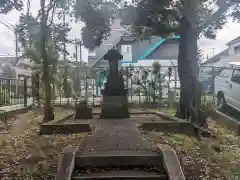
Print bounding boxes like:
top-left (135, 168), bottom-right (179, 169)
top-left (205, 55), bottom-right (240, 69)
top-left (121, 59), bottom-right (178, 67)
top-left (229, 41), bottom-right (240, 55)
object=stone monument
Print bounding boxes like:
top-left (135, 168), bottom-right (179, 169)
top-left (100, 49), bottom-right (130, 119)
top-left (75, 100), bottom-right (93, 119)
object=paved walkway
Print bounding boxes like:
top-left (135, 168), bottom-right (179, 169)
top-left (84, 119), bottom-right (155, 152)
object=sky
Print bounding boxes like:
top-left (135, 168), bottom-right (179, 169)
top-left (0, 1), bottom-right (240, 62)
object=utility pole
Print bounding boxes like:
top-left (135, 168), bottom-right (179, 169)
top-left (63, 12), bottom-right (66, 61)
top-left (15, 30), bottom-right (18, 65)
top-left (79, 41), bottom-right (82, 63)
top-left (15, 30), bottom-right (19, 95)
top-left (75, 39), bottom-right (78, 62)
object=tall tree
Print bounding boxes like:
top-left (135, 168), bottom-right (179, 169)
top-left (40, 0), bottom-right (53, 121)
top-left (76, 0), bottom-right (240, 124)
top-left (18, 0), bottom-right (71, 121)
top-left (0, 0), bottom-right (23, 13)
top-left (121, 0), bottom-right (240, 123)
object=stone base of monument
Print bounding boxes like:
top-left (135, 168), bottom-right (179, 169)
top-left (75, 102), bottom-right (93, 119)
top-left (100, 96), bottom-right (130, 119)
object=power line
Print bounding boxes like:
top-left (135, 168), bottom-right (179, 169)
top-left (0, 20), bottom-right (13, 31)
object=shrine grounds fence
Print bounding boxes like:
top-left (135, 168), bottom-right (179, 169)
top-left (47, 65), bottom-right (224, 108)
top-left (0, 77), bottom-right (32, 107)
top-left (5, 65), bottom-right (230, 108)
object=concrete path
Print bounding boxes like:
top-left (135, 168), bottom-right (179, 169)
top-left (84, 119), bottom-right (155, 152)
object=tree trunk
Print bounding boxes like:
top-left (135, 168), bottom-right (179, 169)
top-left (36, 72), bottom-right (40, 108)
top-left (41, 0), bottom-right (54, 122)
top-left (175, 16), bottom-right (201, 123)
top-left (43, 70), bottom-right (54, 121)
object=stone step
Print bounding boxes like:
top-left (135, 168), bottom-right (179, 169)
top-left (75, 150), bottom-right (163, 169)
top-left (40, 123), bottom-right (91, 135)
top-left (72, 170), bottom-right (167, 180)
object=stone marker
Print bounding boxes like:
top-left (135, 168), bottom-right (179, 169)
top-left (100, 49), bottom-right (130, 119)
top-left (75, 100), bottom-right (93, 119)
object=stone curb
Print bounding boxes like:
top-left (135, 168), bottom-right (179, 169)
top-left (43, 114), bottom-right (74, 125)
top-left (157, 144), bottom-right (186, 180)
top-left (141, 121), bottom-right (194, 135)
top-left (56, 146), bottom-right (79, 180)
top-left (152, 111), bottom-right (212, 137)
top-left (152, 111), bottom-right (186, 122)
top-left (206, 109), bottom-right (240, 135)
top-left (0, 105), bottom-right (32, 124)
top-left (39, 123), bottom-right (91, 135)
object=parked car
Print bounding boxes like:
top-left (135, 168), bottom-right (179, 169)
top-left (215, 64), bottom-right (240, 111)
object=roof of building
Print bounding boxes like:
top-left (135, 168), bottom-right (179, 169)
top-left (0, 56), bottom-right (16, 64)
top-left (0, 56), bottom-right (30, 66)
top-left (203, 35), bottom-right (240, 65)
top-left (90, 34), bottom-right (179, 68)
top-left (90, 33), bottom-right (135, 67)
top-left (227, 36), bottom-right (240, 46)
top-left (202, 48), bottom-right (229, 65)
top-left (229, 61), bottom-right (240, 67)
top-left (139, 34), bottom-right (180, 60)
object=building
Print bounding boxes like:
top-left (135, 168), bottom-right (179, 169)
top-left (0, 56), bottom-right (32, 78)
top-left (203, 36), bottom-right (240, 68)
top-left (88, 18), bottom-right (180, 96)
top-left (88, 18), bottom-right (180, 69)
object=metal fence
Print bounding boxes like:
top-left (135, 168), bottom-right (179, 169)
top-left (49, 65), bottom-right (225, 107)
top-left (0, 65), bottom-right (228, 108)
top-left (0, 77), bottom-right (32, 107)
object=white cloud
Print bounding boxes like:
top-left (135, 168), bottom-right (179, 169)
top-left (199, 20), bottom-right (240, 61)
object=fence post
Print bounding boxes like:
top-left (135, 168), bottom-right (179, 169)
top-left (85, 76), bottom-right (88, 102)
top-left (7, 79), bottom-right (11, 105)
top-left (211, 66), bottom-right (215, 104)
top-left (92, 79), bottom-right (95, 107)
top-left (126, 67), bottom-right (129, 97)
top-left (130, 69), bottom-right (133, 102)
top-left (23, 78), bottom-right (27, 107)
top-left (31, 74), bottom-right (35, 107)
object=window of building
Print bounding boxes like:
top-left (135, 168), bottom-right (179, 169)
top-left (107, 44), bottom-right (112, 50)
top-left (104, 44), bottom-right (113, 50)
top-left (89, 50), bottom-right (96, 56)
top-left (234, 45), bottom-right (240, 54)
top-left (121, 45), bottom-right (132, 61)
top-left (121, 45), bottom-right (132, 53)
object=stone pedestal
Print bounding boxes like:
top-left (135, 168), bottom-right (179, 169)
top-left (100, 96), bottom-right (130, 119)
top-left (75, 102), bottom-right (93, 119)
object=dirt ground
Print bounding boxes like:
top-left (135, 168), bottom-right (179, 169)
top-left (1, 107), bottom-right (239, 180)
top-left (148, 119), bottom-right (240, 180)
top-left (0, 107), bottom-right (88, 180)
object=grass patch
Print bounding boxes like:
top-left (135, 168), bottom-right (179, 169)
top-left (148, 120), bottom-right (240, 180)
